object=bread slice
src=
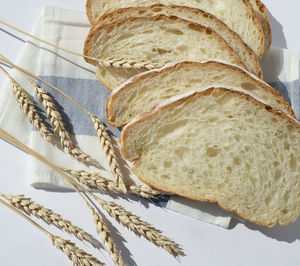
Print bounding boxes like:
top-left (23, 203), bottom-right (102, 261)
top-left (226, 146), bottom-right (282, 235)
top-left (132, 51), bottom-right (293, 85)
top-left (86, 0), bottom-right (264, 58)
top-left (249, 0), bottom-right (272, 54)
top-left (121, 87), bottom-right (300, 227)
top-left (84, 15), bottom-right (251, 89)
top-left (106, 61), bottom-right (295, 127)
top-left (95, 4), bottom-right (262, 79)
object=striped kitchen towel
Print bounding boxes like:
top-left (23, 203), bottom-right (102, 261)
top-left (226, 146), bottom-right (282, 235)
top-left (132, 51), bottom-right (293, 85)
top-left (0, 6), bottom-right (299, 228)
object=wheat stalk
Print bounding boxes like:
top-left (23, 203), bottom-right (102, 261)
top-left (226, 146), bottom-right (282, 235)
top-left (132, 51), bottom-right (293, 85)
top-left (90, 207), bottom-right (125, 266)
top-left (30, 79), bottom-right (93, 163)
top-left (0, 128), bottom-right (184, 258)
top-left (89, 113), bottom-right (128, 194)
top-left (0, 197), bottom-right (103, 266)
top-left (48, 235), bottom-right (103, 265)
top-left (0, 67), bottom-right (54, 143)
top-left (0, 193), bottom-right (92, 244)
top-left (95, 198), bottom-right (184, 257)
top-left (61, 167), bottom-right (161, 199)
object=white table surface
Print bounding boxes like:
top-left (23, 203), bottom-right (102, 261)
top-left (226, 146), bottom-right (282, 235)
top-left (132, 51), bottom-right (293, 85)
top-left (0, 1), bottom-right (300, 265)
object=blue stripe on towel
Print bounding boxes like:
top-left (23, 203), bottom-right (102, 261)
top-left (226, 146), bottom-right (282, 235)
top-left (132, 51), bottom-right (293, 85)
top-left (35, 76), bottom-right (121, 138)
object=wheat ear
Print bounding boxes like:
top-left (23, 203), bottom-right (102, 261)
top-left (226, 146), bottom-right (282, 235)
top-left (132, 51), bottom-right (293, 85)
top-left (0, 128), bottom-right (184, 258)
top-left (0, 66), bottom-right (54, 143)
top-left (95, 198), bottom-right (184, 257)
top-left (61, 167), bottom-right (161, 199)
top-left (0, 193), bottom-right (92, 244)
top-left (0, 197), bottom-right (103, 266)
top-left (91, 207), bottom-right (125, 266)
top-left (98, 57), bottom-right (162, 71)
top-left (89, 113), bottom-right (128, 193)
top-left (30, 79), bottom-right (93, 163)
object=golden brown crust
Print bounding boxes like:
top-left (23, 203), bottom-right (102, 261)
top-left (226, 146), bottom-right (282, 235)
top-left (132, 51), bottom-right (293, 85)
top-left (121, 87), bottom-right (300, 227)
top-left (106, 61), bottom-right (295, 127)
top-left (241, 0), bottom-right (265, 58)
top-left (94, 4), bottom-right (262, 78)
top-left (85, 0), bottom-right (93, 25)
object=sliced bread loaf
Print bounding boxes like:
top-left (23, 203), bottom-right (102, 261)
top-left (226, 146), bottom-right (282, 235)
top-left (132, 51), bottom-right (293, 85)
top-left (84, 15), bottom-right (250, 89)
top-left (95, 4), bottom-right (262, 78)
top-left (121, 87), bottom-right (300, 227)
top-left (86, 0), bottom-right (264, 58)
top-left (106, 61), bottom-right (295, 127)
top-left (249, 0), bottom-right (272, 54)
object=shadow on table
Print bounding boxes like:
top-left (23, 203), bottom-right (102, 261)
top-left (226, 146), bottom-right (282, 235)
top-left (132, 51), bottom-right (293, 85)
top-left (230, 215), bottom-right (300, 243)
top-left (266, 8), bottom-right (287, 49)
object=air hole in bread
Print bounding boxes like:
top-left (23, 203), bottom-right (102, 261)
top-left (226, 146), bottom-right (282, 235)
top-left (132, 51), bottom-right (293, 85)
top-left (265, 196), bottom-right (271, 206)
top-left (188, 23), bottom-right (203, 32)
top-left (207, 146), bottom-right (221, 157)
top-left (175, 146), bottom-right (190, 160)
top-left (165, 28), bottom-right (184, 35)
top-left (142, 30), bottom-right (154, 34)
top-left (226, 166), bottom-right (232, 173)
top-left (138, 10), bottom-right (146, 15)
top-left (272, 118), bottom-right (278, 123)
top-left (152, 7), bottom-right (162, 12)
top-left (116, 33), bottom-right (134, 42)
top-left (290, 154), bottom-right (297, 171)
top-left (241, 82), bottom-right (257, 91)
top-left (161, 175), bottom-right (170, 180)
top-left (234, 135), bottom-right (241, 141)
top-left (163, 161), bottom-right (172, 168)
top-left (274, 169), bottom-right (282, 181)
top-left (176, 45), bottom-right (188, 52)
top-left (205, 28), bottom-right (213, 35)
top-left (233, 157), bottom-right (242, 166)
top-left (284, 141), bottom-right (290, 150)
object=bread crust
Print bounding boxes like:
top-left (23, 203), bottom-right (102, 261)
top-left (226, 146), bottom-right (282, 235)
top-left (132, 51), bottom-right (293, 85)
top-left (106, 61), bottom-right (296, 127)
top-left (121, 87), bottom-right (300, 227)
top-left (250, 0), bottom-right (272, 54)
top-left (86, 0), bottom-right (93, 25)
top-left (94, 4), bottom-right (262, 78)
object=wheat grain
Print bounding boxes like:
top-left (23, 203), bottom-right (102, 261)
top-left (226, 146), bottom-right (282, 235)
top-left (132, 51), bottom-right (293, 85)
top-left (90, 207), bottom-right (125, 266)
top-left (99, 58), bottom-right (163, 71)
top-left (89, 113), bottom-right (128, 193)
top-left (62, 167), bottom-right (161, 199)
top-left (30, 79), bottom-right (93, 163)
top-left (0, 193), bottom-right (92, 244)
top-left (7, 75), bottom-right (54, 143)
top-left (96, 198), bottom-right (184, 257)
top-left (49, 234), bottom-right (103, 265)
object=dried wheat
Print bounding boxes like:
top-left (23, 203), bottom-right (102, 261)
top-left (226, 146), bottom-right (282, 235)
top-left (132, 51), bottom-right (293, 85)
top-left (89, 113), bottom-right (128, 193)
top-left (49, 234), bottom-right (103, 265)
top-left (0, 196), bottom-right (103, 266)
top-left (99, 58), bottom-right (163, 71)
top-left (90, 207), bottom-right (125, 266)
top-left (62, 167), bottom-right (161, 199)
top-left (8, 75), bottom-right (54, 143)
top-left (96, 198), bottom-right (184, 257)
top-left (0, 193), bottom-right (92, 244)
top-left (30, 79), bottom-right (93, 163)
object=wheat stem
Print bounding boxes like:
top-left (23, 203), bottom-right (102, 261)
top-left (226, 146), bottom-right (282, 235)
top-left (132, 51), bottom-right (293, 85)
top-left (30, 79), bottom-right (93, 163)
top-left (0, 193), bottom-right (92, 244)
top-left (0, 20), bottom-right (162, 71)
top-left (0, 197), bottom-right (103, 265)
top-left (0, 128), bottom-right (184, 257)
top-left (0, 66), bottom-right (54, 143)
